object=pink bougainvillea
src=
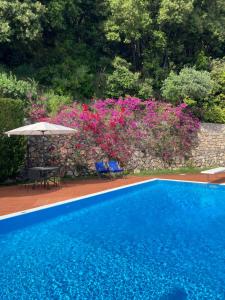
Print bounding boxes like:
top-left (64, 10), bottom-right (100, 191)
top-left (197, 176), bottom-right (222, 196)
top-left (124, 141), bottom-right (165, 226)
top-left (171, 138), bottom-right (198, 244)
top-left (29, 97), bottom-right (200, 166)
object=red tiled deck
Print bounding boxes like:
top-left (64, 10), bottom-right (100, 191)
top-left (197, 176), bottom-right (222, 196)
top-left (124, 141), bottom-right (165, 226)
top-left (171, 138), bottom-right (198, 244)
top-left (0, 174), bottom-right (225, 216)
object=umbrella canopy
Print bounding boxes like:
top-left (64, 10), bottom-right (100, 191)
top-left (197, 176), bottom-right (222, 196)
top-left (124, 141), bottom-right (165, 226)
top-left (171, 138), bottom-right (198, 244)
top-left (5, 122), bottom-right (77, 168)
top-left (5, 122), bottom-right (77, 136)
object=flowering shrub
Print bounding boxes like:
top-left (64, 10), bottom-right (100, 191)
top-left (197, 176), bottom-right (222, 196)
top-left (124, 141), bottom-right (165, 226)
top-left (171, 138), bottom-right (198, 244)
top-left (28, 92), bottom-right (72, 119)
top-left (29, 97), bottom-right (200, 166)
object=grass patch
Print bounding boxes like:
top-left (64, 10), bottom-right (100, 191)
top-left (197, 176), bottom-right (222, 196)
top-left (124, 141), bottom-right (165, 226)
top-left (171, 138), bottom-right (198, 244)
top-left (62, 174), bottom-right (98, 181)
top-left (62, 166), bottom-right (210, 181)
top-left (131, 166), bottom-right (210, 176)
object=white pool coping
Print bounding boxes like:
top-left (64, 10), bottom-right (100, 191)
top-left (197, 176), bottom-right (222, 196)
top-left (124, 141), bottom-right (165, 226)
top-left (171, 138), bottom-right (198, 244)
top-left (0, 178), bottom-right (224, 221)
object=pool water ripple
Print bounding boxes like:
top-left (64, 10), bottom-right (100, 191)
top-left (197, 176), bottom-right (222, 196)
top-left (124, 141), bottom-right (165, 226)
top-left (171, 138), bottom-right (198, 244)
top-left (0, 180), bottom-right (225, 299)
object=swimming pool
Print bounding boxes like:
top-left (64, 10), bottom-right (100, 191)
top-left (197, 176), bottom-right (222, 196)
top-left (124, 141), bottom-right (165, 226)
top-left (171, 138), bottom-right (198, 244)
top-left (0, 179), bottom-right (225, 299)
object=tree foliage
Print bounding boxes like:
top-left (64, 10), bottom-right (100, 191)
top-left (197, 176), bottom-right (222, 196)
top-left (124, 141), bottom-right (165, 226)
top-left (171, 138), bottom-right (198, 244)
top-left (0, 0), bottom-right (224, 121)
top-left (161, 68), bottom-right (213, 104)
top-left (0, 71), bottom-right (38, 100)
top-left (210, 58), bottom-right (225, 104)
top-left (0, 0), bottom-right (45, 43)
top-left (159, 0), bottom-right (194, 25)
top-left (104, 0), bottom-right (151, 43)
top-left (105, 57), bottom-right (153, 98)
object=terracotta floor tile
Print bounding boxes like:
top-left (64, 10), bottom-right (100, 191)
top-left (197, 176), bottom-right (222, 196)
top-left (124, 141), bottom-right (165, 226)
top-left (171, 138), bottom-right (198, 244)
top-left (0, 174), bottom-right (225, 216)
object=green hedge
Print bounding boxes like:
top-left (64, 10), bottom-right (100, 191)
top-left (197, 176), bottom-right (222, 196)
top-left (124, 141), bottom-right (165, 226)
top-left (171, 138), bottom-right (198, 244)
top-left (0, 98), bottom-right (25, 182)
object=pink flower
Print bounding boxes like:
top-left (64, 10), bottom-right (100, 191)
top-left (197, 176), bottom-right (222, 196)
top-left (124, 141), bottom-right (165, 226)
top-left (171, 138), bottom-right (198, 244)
top-left (31, 97), bottom-right (199, 164)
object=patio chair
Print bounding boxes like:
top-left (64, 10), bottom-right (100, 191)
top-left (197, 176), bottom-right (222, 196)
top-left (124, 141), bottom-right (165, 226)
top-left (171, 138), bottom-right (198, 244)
top-left (108, 160), bottom-right (124, 176)
top-left (95, 161), bottom-right (110, 178)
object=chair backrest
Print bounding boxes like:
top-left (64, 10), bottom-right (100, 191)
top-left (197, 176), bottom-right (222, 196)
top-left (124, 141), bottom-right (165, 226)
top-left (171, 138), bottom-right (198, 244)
top-left (108, 160), bottom-right (120, 171)
top-left (95, 161), bottom-right (108, 172)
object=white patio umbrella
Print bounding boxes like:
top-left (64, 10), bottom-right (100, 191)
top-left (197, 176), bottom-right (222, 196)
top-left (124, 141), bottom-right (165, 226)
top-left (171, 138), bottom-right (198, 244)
top-left (5, 122), bottom-right (77, 166)
top-left (5, 122), bottom-right (76, 136)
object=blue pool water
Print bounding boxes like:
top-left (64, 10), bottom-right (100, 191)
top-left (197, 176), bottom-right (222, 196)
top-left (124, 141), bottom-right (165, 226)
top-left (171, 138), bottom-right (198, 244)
top-left (0, 180), bottom-right (225, 299)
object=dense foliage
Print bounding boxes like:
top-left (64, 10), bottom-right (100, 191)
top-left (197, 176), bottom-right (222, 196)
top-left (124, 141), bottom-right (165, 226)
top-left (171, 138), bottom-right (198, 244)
top-left (161, 68), bottom-right (213, 105)
top-left (0, 71), bottom-right (37, 100)
top-left (30, 97), bottom-right (200, 165)
top-left (0, 98), bottom-right (25, 181)
top-left (0, 0), bottom-right (223, 124)
top-left (0, 1), bottom-right (45, 43)
top-left (0, 1), bottom-right (224, 182)
top-left (105, 57), bottom-right (153, 99)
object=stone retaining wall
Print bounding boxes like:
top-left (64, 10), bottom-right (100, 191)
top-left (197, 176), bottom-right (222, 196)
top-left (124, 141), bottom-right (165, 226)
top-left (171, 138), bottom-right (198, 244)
top-left (28, 123), bottom-right (225, 174)
top-left (190, 123), bottom-right (225, 168)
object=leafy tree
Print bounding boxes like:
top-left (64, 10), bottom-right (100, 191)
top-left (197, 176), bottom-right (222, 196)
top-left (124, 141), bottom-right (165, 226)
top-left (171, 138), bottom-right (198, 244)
top-left (104, 0), bottom-right (151, 67)
top-left (0, 0), bottom-right (45, 43)
top-left (105, 56), bottom-right (153, 99)
top-left (158, 0), bottom-right (194, 25)
top-left (0, 0), bottom-right (224, 108)
top-left (155, 0), bottom-right (225, 76)
top-left (105, 57), bottom-right (140, 98)
top-left (210, 58), bottom-right (225, 105)
top-left (161, 67), bottom-right (213, 104)
top-left (19, 0), bottom-right (105, 100)
top-left (45, 0), bottom-right (80, 31)
top-left (104, 0), bottom-right (151, 43)
top-left (201, 58), bottom-right (225, 123)
top-left (37, 52), bottom-right (95, 100)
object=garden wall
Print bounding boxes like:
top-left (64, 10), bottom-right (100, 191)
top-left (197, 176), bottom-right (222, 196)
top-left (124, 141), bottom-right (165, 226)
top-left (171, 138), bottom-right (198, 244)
top-left (190, 123), bottom-right (225, 168)
top-left (126, 123), bottom-right (225, 171)
top-left (28, 123), bottom-right (225, 174)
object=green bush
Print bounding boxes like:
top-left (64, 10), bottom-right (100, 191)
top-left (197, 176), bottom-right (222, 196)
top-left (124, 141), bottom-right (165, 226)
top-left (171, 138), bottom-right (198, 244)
top-left (137, 78), bottom-right (154, 99)
top-left (0, 72), bottom-right (38, 101)
top-left (203, 105), bottom-right (225, 124)
top-left (44, 92), bottom-right (72, 116)
top-left (105, 57), bottom-right (140, 98)
top-left (161, 67), bottom-right (213, 104)
top-left (0, 98), bottom-right (26, 182)
top-left (105, 56), bottom-right (153, 99)
top-left (210, 58), bottom-right (225, 104)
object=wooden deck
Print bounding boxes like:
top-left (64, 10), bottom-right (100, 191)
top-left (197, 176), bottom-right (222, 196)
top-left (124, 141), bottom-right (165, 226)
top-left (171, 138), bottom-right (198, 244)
top-left (1, 173), bottom-right (225, 216)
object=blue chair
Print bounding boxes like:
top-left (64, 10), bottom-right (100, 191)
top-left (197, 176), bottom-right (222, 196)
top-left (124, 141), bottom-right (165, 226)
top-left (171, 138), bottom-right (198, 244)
top-left (95, 161), bottom-right (110, 177)
top-left (108, 160), bottom-right (124, 175)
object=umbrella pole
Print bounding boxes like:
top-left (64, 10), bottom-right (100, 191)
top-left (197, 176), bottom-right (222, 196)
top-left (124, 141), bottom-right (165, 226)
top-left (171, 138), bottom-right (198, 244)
top-left (42, 131), bottom-right (45, 167)
top-left (27, 137), bottom-right (30, 168)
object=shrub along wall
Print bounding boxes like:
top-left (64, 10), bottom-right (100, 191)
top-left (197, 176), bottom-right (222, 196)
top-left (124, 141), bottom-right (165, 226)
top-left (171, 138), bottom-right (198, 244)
top-left (126, 123), bottom-right (225, 171)
top-left (28, 123), bottom-right (225, 175)
top-left (27, 97), bottom-right (225, 174)
top-left (0, 98), bottom-right (25, 182)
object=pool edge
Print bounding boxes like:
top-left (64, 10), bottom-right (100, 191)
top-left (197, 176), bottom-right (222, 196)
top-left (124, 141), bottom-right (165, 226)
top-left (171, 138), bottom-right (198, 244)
top-left (0, 178), bottom-right (158, 221)
top-left (1, 178), bottom-right (223, 221)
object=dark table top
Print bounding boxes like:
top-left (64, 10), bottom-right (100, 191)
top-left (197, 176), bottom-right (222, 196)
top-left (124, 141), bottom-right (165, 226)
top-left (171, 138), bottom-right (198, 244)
top-left (29, 167), bottom-right (59, 171)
